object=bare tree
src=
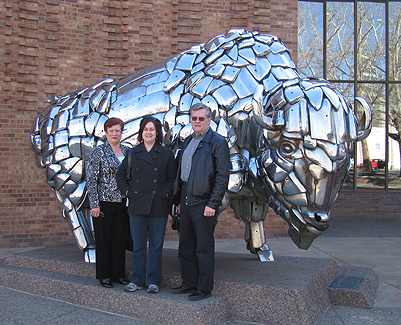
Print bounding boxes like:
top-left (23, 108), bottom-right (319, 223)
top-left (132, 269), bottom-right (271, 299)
top-left (298, 1), bottom-right (401, 177)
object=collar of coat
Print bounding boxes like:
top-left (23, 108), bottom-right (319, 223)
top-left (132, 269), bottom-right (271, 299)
top-left (184, 127), bottom-right (213, 149)
top-left (132, 142), bottom-right (163, 166)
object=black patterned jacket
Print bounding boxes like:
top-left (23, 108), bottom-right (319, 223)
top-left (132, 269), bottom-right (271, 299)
top-left (86, 142), bottom-right (129, 209)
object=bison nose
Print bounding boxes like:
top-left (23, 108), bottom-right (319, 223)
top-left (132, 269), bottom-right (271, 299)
top-left (296, 208), bottom-right (330, 231)
top-left (310, 212), bottom-right (330, 231)
top-left (313, 212), bottom-right (330, 224)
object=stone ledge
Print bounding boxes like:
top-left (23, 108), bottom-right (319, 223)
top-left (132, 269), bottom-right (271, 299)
top-left (0, 244), bottom-right (379, 325)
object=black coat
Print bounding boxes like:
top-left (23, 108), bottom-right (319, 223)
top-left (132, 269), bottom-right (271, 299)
top-left (172, 128), bottom-right (230, 210)
top-left (116, 142), bottom-right (177, 217)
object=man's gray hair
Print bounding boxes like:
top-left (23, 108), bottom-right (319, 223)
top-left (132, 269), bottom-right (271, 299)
top-left (190, 103), bottom-right (211, 118)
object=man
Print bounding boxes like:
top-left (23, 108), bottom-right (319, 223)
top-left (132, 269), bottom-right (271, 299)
top-left (170, 103), bottom-right (230, 301)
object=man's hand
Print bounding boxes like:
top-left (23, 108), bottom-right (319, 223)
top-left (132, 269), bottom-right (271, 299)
top-left (203, 206), bottom-right (215, 217)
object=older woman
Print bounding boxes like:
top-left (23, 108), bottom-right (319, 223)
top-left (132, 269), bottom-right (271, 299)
top-left (116, 116), bottom-right (177, 294)
top-left (86, 117), bottom-right (130, 288)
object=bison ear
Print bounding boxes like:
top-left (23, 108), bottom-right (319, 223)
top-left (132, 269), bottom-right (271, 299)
top-left (252, 85), bottom-right (275, 130)
top-left (354, 97), bottom-right (372, 141)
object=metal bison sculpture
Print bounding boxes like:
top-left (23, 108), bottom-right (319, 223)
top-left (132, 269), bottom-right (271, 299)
top-left (30, 29), bottom-right (371, 262)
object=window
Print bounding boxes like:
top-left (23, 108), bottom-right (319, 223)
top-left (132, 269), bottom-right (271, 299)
top-left (298, 0), bottom-right (401, 190)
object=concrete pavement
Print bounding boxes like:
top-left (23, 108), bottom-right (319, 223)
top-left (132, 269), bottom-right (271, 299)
top-left (0, 219), bottom-right (400, 324)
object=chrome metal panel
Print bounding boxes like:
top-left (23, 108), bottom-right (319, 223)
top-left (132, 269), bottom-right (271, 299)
top-left (283, 172), bottom-right (307, 196)
top-left (322, 86), bottom-right (340, 110)
top-left (214, 54), bottom-right (234, 66)
top-left (269, 42), bottom-right (288, 54)
top-left (227, 172), bottom-right (243, 193)
top-left (81, 137), bottom-right (96, 161)
top-left (221, 66), bottom-right (240, 83)
top-left (228, 96), bottom-right (253, 117)
top-left (53, 146), bottom-right (70, 162)
top-left (90, 88), bottom-right (107, 109)
top-left (46, 164), bottom-right (62, 181)
top-left (206, 79), bottom-right (226, 95)
top-left (263, 73), bottom-right (281, 94)
top-left (52, 110), bottom-right (70, 133)
top-left (68, 117), bottom-right (87, 137)
top-left (169, 84), bottom-right (184, 107)
top-left (284, 193), bottom-right (308, 206)
top-left (93, 115), bottom-right (108, 138)
top-left (164, 70), bottom-right (186, 93)
top-left (253, 41), bottom-right (270, 57)
top-left (231, 68), bottom-right (259, 99)
top-left (232, 56), bottom-right (249, 67)
top-left (191, 76), bottom-right (213, 98)
top-left (201, 95), bottom-right (219, 120)
top-left (73, 98), bottom-right (91, 117)
top-left (204, 48), bottom-right (224, 65)
top-left (69, 181), bottom-right (86, 207)
top-left (54, 173), bottom-right (70, 191)
top-left (69, 137), bottom-right (81, 157)
top-left (227, 44), bottom-right (238, 61)
top-left (238, 37), bottom-right (255, 49)
top-left (238, 48), bottom-right (255, 65)
top-left (146, 82), bottom-right (165, 96)
top-left (84, 112), bottom-right (101, 137)
top-left (216, 118), bottom-right (230, 137)
top-left (212, 85), bottom-right (238, 110)
top-left (305, 147), bottom-right (333, 173)
top-left (309, 98), bottom-right (335, 143)
top-left (69, 159), bottom-right (84, 183)
top-left (72, 227), bottom-right (87, 250)
top-left (59, 157), bottom-right (80, 173)
top-left (284, 85), bottom-right (304, 105)
top-left (54, 130), bottom-right (69, 148)
top-left (305, 86), bottom-right (323, 110)
top-left (178, 93), bottom-right (194, 113)
top-left (246, 57), bottom-right (271, 82)
top-left (205, 64), bottom-right (225, 78)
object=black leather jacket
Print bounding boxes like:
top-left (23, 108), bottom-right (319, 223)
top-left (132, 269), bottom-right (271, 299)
top-left (173, 128), bottom-right (230, 210)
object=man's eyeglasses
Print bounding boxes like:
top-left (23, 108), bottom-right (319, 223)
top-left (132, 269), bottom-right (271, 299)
top-left (191, 116), bottom-right (207, 122)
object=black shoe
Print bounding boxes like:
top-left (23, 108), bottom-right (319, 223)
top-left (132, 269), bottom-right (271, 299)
top-left (114, 278), bottom-right (130, 285)
top-left (99, 279), bottom-right (113, 288)
top-left (170, 285), bottom-right (197, 294)
top-left (188, 290), bottom-right (211, 301)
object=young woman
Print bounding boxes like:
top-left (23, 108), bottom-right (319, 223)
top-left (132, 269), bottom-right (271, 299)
top-left (116, 116), bottom-right (177, 294)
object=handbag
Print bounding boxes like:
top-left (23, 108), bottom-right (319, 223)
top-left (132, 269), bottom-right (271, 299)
top-left (171, 205), bottom-right (180, 233)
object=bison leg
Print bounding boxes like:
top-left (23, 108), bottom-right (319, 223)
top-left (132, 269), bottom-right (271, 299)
top-left (63, 207), bottom-right (96, 263)
top-left (231, 199), bottom-right (274, 261)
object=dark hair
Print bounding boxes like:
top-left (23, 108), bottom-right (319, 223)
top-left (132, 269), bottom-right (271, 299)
top-left (104, 117), bottom-right (124, 132)
top-left (190, 103), bottom-right (211, 118)
top-left (137, 116), bottom-right (163, 144)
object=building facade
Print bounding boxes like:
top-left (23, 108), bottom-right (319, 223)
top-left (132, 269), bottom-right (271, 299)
top-left (1, 0), bottom-right (398, 250)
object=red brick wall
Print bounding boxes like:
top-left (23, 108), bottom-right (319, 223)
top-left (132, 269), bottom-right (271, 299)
top-left (0, 0), bottom-right (299, 249)
top-left (331, 190), bottom-right (401, 220)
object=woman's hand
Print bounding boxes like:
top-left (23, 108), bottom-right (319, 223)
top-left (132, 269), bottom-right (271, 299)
top-left (90, 207), bottom-right (102, 218)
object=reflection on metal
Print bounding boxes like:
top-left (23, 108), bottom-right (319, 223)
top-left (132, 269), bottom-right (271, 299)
top-left (30, 29), bottom-right (371, 262)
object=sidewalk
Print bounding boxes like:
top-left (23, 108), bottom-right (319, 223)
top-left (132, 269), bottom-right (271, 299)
top-left (1, 219), bottom-right (400, 324)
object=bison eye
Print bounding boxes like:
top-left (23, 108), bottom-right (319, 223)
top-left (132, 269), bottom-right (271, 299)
top-left (280, 141), bottom-right (297, 155)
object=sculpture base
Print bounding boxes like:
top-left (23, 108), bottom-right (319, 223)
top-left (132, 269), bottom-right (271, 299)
top-left (0, 244), bottom-right (378, 325)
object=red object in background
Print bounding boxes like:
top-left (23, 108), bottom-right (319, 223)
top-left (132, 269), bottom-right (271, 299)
top-left (357, 159), bottom-right (385, 169)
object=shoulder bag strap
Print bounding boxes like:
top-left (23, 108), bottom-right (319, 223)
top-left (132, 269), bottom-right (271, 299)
top-left (126, 148), bottom-right (133, 183)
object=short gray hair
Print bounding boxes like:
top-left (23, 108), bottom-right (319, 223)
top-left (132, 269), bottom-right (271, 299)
top-left (189, 103), bottom-right (211, 118)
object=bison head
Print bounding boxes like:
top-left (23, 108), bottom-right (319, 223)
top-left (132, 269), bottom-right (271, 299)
top-left (247, 79), bottom-right (372, 249)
